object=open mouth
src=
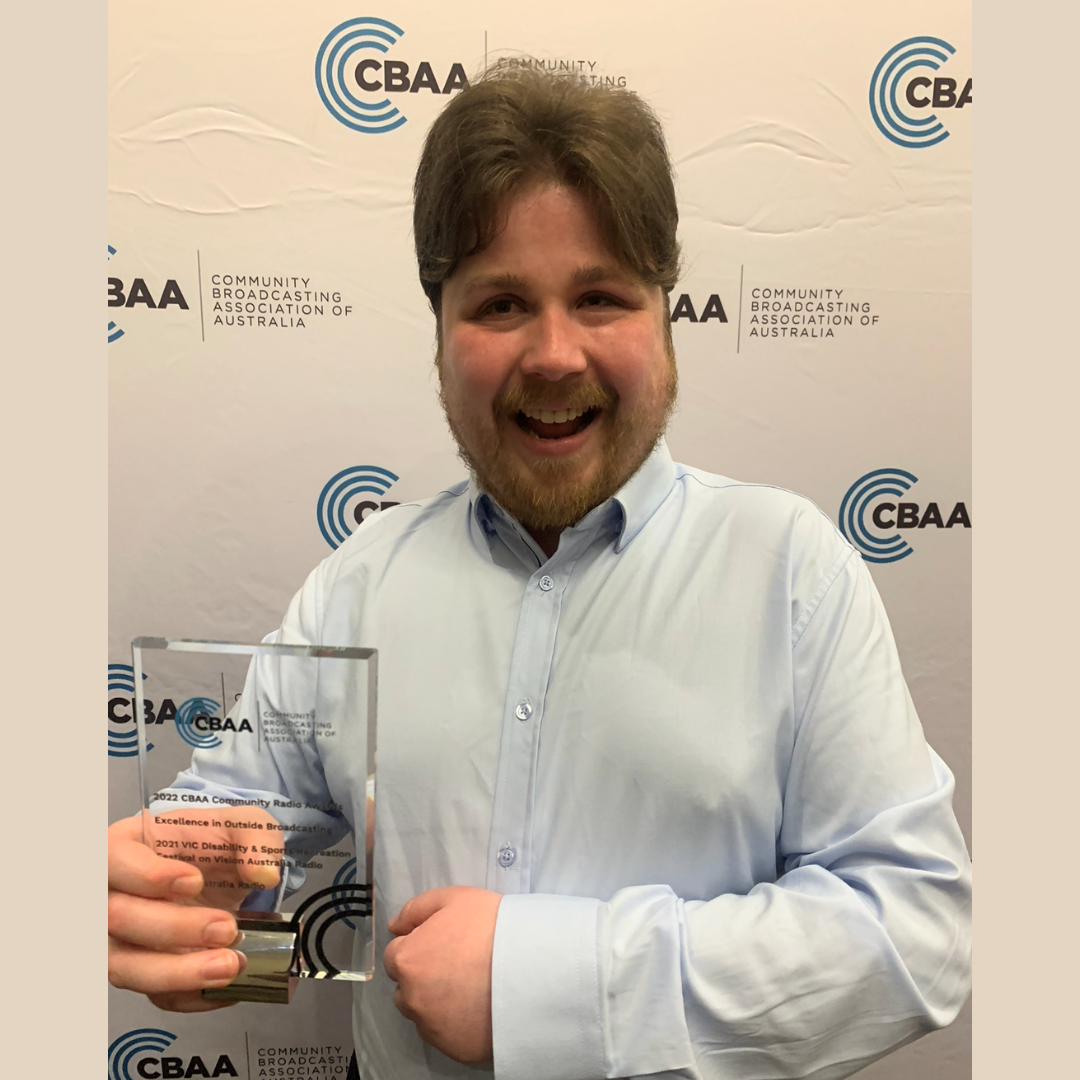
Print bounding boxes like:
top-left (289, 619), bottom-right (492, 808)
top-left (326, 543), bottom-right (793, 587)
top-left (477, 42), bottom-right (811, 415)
top-left (515, 405), bottom-right (600, 440)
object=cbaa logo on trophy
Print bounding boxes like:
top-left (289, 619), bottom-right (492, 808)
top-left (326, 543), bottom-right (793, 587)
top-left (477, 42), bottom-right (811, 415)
top-left (838, 468), bottom-right (971, 564)
top-left (314, 17), bottom-right (469, 133)
top-left (109, 1028), bottom-right (239, 1080)
top-left (333, 856), bottom-right (361, 929)
top-left (317, 465), bottom-right (400, 549)
top-left (174, 696), bottom-right (225, 750)
top-left (869, 37), bottom-right (971, 148)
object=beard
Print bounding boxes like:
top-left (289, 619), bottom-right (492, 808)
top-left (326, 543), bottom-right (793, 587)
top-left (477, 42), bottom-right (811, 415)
top-left (439, 358), bottom-right (678, 534)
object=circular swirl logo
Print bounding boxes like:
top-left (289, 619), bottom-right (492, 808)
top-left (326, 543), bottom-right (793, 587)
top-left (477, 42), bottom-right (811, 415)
top-left (108, 664), bottom-right (151, 757)
top-left (175, 695), bottom-right (223, 749)
top-left (108, 244), bottom-right (124, 342)
top-left (333, 856), bottom-right (359, 930)
top-left (315, 17), bottom-right (407, 133)
top-left (838, 468), bottom-right (919, 563)
top-left (869, 36), bottom-right (955, 148)
top-left (317, 465), bottom-right (399, 549)
top-left (109, 1029), bottom-right (177, 1080)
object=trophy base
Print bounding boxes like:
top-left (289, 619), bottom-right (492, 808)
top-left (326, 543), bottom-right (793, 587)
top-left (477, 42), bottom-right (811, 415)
top-left (201, 915), bottom-right (299, 1005)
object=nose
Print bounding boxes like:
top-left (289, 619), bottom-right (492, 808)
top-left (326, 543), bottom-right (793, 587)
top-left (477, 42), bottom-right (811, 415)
top-left (519, 304), bottom-right (588, 381)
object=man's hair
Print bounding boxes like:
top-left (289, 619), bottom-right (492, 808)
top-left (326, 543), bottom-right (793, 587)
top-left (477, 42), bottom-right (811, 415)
top-left (413, 64), bottom-right (682, 324)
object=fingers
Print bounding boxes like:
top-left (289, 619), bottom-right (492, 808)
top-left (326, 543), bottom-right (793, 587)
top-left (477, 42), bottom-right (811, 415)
top-left (108, 891), bottom-right (238, 951)
top-left (382, 936), bottom-right (403, 982)
top-left (147, 991), bottom-right (238, 1014)
top-left (108, 936), bottom-right (246, 995)
top-left (388, 887), bottom-right (459, 936)
top-left (235, 844), bottom-right (281, 892)
top-left (393, 984), bottom-right (419, 1024)
top-left (109, 815), bottom-right (203, 900)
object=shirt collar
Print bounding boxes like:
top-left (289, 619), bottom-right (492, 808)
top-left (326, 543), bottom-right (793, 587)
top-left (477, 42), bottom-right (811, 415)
top-left (611, 438), bottom-right (677, 551)
top-left (468, 438), bottom-right (677, 560)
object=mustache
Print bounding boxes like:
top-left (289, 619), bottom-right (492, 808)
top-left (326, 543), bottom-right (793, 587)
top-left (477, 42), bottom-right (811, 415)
top-left (495, 381), bottom-right (617, 415)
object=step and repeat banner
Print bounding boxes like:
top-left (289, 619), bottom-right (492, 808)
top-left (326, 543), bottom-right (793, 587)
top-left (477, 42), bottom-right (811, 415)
top-left (109, 2), bottom-right (971, 1078)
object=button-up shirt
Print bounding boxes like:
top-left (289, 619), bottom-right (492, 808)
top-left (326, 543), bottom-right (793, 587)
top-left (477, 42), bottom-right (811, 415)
top-left (174, 441), bottom-right (971, 1080)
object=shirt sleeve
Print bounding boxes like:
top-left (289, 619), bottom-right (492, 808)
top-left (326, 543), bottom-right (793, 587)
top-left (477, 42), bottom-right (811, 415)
top-left (491, 547), bottom-right (972, 1080)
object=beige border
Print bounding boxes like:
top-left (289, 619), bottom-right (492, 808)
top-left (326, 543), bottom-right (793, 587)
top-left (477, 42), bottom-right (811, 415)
top-left (974, 1), bottom-right (1077, 1076)
top-left (3, 0), bottom-right (103, 1071)
top-left (23, 0), bottom-right (1072, 1073)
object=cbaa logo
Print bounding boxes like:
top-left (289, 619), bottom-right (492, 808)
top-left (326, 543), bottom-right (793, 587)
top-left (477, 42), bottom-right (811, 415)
top-left (175, 696), bottom-right (224, 750)
top-left (869, 37), bottom-right (971, 148)
top-left (108, 245), bottom-right (124, 342)
top-left (670, 293), bottom-right (728, 325)
top-left (109, 667), bottom-right (251, 755)
top-left (317, 465), bottom-right (400, 549)
top-left (839, 468), bottom-right (971, 563)
top-left (108, 242), bottom-right (190, 341)
top-left (110, 1028), bottom-right (239, 1079)
top-left (108, 664), bottom-right (152, 757)
top-left (315, 18), bottom-right (469, 133)
top-left (109, 1029), bottom-right (177, 1080)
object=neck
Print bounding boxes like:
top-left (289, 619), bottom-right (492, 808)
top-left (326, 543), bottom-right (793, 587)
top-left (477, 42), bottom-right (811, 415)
top-left (526, 526), bottom-right (563, 560)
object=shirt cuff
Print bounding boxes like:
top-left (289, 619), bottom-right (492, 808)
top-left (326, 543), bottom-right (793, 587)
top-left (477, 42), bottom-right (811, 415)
top-left (492, 893), bottom-right (605, 1080)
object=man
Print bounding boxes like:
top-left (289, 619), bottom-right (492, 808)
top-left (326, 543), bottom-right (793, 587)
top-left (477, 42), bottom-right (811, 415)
top-left (108, 67), bottom-right (972, 1080)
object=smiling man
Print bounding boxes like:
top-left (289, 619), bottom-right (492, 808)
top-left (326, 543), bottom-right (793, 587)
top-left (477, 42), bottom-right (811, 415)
top-left (435, 181), bottom-right (677, 558)
top-left (108, 68), bottom-right (971, 1080)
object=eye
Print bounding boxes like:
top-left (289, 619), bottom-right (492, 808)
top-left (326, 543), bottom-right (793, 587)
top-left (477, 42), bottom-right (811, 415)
top-left (477, 296), bottom-right (522, 318)
top-left (580, 292), bottom-right (620, 309)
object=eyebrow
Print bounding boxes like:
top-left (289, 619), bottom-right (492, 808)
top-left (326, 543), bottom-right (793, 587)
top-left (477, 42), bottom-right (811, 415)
top-left (571, 264), bottom-right (638, 287)
top-left (463, 273), bottom-right (530, 293)
top-left (461, 265), bottom-right (639, 294)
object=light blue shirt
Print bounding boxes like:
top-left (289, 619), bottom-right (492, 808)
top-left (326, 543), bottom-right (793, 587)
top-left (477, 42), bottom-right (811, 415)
top-left (174, 441), bottom-right (971, 1080)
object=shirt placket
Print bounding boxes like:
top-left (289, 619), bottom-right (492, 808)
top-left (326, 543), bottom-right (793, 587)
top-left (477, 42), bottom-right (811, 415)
top-left (485, 529), bottom-right (596, 896)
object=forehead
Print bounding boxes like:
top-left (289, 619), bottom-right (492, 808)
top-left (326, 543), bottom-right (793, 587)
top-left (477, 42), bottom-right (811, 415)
top-left (451, 184), bottom-right (635, 286)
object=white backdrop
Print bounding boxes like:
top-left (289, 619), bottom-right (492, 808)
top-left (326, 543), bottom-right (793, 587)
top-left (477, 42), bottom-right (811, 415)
top-left (108, 2), bottom-right (971, 1077)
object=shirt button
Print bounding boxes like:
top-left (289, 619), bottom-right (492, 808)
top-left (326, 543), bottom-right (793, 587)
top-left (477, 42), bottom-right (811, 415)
top-left (539, 575), bottom-right (554, 591)
top-left (514, 699), bottom-right (533, 721)
top-left (497, 845), bottom-right (517, 868)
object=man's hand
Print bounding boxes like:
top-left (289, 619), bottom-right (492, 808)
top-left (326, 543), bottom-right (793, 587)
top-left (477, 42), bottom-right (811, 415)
top-left (108, 811), bottom-right (280, 1012)
top-left (383, 886), bottom-right (502, 1064)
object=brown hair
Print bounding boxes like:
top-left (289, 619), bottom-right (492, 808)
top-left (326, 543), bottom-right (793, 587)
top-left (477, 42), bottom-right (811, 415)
top-left (413, 63), bottom-right (682, 324)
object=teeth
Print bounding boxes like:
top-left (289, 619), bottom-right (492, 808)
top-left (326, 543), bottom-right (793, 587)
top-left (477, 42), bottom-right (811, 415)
top-left (523, 406), bottom-right (589, 423)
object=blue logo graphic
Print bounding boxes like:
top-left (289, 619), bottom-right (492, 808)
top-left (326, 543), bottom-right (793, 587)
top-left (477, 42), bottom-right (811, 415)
top-left (108, 245), bottom-right (124, 342)
top-left (869, 37), bottom-right (955, 148)
top-left (108, 664), bottom-right (151, 757)
top-left (316, 17), bottom-right (407, 133)
top-left (838, 468), bottom-right (919, 563)
top-left (109, 1028), bottom-right (177, 1080)
top-left (317, 465), bottom-right (399, 549)
top-left (175, 696), bottom-right (223, 749)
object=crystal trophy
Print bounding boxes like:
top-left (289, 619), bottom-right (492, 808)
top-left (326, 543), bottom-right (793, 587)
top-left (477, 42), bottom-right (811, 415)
top-left (132, 637), bottom-right (376, 1004)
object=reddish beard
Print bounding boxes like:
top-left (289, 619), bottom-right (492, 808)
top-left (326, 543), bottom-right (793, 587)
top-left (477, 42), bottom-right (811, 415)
top-left (439, 360), bottom-right (678, 533)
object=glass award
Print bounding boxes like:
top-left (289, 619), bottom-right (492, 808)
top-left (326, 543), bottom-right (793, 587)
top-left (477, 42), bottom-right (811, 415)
top-left (131, 637), bottom-right (376, 1004)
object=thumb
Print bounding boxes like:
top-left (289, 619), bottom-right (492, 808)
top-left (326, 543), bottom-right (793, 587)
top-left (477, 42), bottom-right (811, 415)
top-left (388, 887), bottom-right (459, 936)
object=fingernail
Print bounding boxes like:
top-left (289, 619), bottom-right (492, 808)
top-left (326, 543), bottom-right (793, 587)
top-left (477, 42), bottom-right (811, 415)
top-left (203, 920), bottom-right (239, 947)
top-left (202, 950), bottom-right (244, 984)
top-left (170, 874), bottom-right (203, 899)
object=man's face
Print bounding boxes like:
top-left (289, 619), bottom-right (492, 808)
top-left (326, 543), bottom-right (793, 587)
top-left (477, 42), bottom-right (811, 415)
top-left (438, 183), bottom-right (677, 533)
